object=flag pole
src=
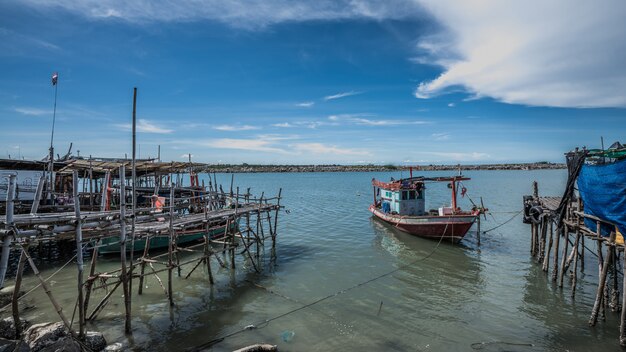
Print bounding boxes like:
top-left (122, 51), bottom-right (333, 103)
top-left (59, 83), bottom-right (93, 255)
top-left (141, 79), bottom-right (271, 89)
top-left (48, 72), bottom-right (59, 202)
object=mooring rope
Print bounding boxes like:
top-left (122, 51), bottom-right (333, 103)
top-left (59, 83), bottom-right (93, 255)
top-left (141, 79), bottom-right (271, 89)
top-left (188, 222), bottom-right (451, 351)
top-left (0, 242), bottom-right (88, 313)
top-left (482, 210), bottom-right (523, 234)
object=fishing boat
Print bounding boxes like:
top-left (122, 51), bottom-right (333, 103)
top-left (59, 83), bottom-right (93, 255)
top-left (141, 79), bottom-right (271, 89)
top-left (369, 172), bottom-right (484, 243)
top-left (98, 221), bottom-right (238, 254)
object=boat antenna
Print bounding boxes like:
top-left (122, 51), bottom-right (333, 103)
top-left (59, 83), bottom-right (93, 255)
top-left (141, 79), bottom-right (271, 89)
top-left (49, 72), bottom-right (59, 201)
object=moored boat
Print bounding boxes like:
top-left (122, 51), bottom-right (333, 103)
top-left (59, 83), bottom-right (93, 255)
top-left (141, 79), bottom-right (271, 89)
top-left (369, 172), bottom-right (484, 243)
top-left (98, 221), bottom-right (238, 254)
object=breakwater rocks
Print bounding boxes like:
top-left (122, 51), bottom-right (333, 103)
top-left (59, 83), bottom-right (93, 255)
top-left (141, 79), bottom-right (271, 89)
top-left (201, 162), bottom-right (565, 173)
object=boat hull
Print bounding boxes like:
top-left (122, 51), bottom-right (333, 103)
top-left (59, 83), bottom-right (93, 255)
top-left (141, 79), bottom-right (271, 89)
top-left (369, 205), bottom-right (477, 243)
top-left (98, 223), bottom-right (235, 254)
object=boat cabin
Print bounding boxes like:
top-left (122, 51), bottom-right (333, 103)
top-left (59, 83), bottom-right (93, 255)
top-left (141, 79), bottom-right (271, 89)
top-left (378, 181), bottom-right (426, 216)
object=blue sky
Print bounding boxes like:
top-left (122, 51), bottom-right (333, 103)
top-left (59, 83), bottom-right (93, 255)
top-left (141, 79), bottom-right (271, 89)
top-left (1, 0), bottom-right (625, 164)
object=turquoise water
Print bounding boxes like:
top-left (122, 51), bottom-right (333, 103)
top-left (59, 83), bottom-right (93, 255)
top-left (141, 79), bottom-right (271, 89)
top-left (12, 170), bottom-right (624, 351)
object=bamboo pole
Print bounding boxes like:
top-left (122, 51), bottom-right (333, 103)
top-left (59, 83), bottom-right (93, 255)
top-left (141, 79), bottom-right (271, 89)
top-left (30, 175), bottom-right (45, 214)
top-left (231, 187), bottom-right (239, 269)
top-left (119, 166), bottom-right (131, 334)
top-left (590, 241), bottom-right (613, 326)
top-left (87, 280), bottom-right (122, 321)
top-left (138, 235), bottom-right (152, 295)
top-left (20, 245), bottom-right (71, 330)
top-left (619, 252), bottom-right (626, 347)
top-left (72, 171), bottom-right (85, 338)
top-left (558, 225), bottom-right (569, 288)
top-left (11, 244), bottom-right (27, 338)
top-left (570, 228), bottom-right (580, 297)
top-left (83, 238), bottom-right (99, 314)
top-left (0, 174), bottom-right (16, 289)
top-left (168, 184), bottom-right (174, 306)
top-left (542, 219), bottom-right (554, 272)
top-left (538, 216), bottom-right (548, 264)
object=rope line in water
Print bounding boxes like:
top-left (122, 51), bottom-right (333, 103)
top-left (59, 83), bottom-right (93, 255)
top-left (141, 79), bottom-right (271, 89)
top-left (482, 210), bottom-right (523, 233)
top-left (189, 222), bottom-right (451, 351)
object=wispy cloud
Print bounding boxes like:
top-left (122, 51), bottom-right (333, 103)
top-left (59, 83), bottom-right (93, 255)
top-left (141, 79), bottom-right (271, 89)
top-left (115, 119), bottom-right (173, 133)
top-left (323, 91), bottom-right (361, 101)
top-left (431, 133), bottom-right (450, 141)
top-left (417, 151), bottom-right (491, 161)
top-left (14, 1), bottom-right (423, 27)
top-left (295, 101), bottom-right (315, 107)
top-left (213, 124), bottom-right (260, 131)
top-left (447, 103), bottom-right (455, 107)
top-left (292, 143), bottom-right (370, 156)
top-left (272, 122), bottom-right (295, 128)
top-left (204, 138), bottom-right (290, 154)
top-left (328, 114), bottom-right (428, 126)
top-left (414, 0), bottom-right (626, 108)
top-left (14, 107), bottom-right (52, 116)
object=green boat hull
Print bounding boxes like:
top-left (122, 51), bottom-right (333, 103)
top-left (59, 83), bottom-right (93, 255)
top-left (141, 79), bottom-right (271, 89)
top-left (98, 224), bottom-right (233, 254)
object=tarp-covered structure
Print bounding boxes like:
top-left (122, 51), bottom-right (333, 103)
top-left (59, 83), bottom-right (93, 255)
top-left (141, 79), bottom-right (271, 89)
top-left (578, 157), bottom-right (626, 235)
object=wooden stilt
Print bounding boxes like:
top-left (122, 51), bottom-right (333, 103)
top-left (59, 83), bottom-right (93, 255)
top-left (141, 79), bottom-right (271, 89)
top-left (542, 219), bottom-right (553, 272)
top-left (72, 171), bottom-right (86, 338)
top-left (551, 225), bottom-right (561, 282)
top-left (168, 184), bottom-right (175, 306)
top-left (138, 235), bottom-right (151, 295)
top-left (11, 244), bottom-right (27, 338)
top-left (118, 166), bottom-right (132, 334)
top-left (570, 229), bottom-right (580, 297)
top-left (619, 248), bottom-right (626, 346)
top-left (83, 239), bottom-right (99, 314)
top-left (0, 174), bottom-right (16, 289)
top-left (590, 232), bottom-right (615, 326)
top-left (538, 216), bottom-right (548, 264)
top-left (558, 225), bottom-right (569, 288)
top-left (20, 245), bottom-right (71, 330)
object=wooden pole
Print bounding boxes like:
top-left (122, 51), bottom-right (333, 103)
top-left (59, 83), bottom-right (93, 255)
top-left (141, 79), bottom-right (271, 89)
top-left (129, 87), bottom-right (137, 302)
top-left (138, 235), bottom-right (151, 295)
top-left (0, 174), bottom-right (16, 288)
top-left (21, 245), bottom-right (71, 330)
top-left (542, 219), bottom-right (553, 272)
top-left (168, 184), bottom-right (174, 306)
top-left (83, 239), bottom-right (99, 315)
top-left (476, 215), bottom-right (481, 247)
top-left (619, 248), bottom-right (626, 345)
top-left (590, 240), bottom-right (613, 326)
top-left (30, 175), bottom-right (45, 214)
top-left (119, 166), bottom-right (132, 334)
top-left (551, 225), bottom-right (561, 281)
top-left (570, 228), bottom-right (580, 297)
top-left (11, 244), bottom-right (27, 338)
top-left (558, 225), bottom-right (569, 288)
top-left (72, 171), bottom-right (85, 338)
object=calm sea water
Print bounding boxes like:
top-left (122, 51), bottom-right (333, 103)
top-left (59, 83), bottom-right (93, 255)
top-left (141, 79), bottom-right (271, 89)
top-left (11, 170), bottom-right (624, 351)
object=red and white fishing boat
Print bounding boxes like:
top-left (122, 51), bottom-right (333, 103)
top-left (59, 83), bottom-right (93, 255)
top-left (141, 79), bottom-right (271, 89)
top-left (369, 172), bottom-right (484, 243)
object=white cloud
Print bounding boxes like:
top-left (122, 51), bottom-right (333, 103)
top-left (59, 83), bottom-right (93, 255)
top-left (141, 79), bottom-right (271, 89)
top-left (431, 133), bottom-right (450, 141)
top-left (204, 138), bottom-right (290, 154)
top-left (417, 151), bottom-right (491, 161)
top-left (272, 122), bottom-right (295, 128)
top-left (16, 0), bottom-right (423, 27)
top-left (213, 124), bottom-right (260, 131)
top-left (447, 103), bottom-right (455, 107)
top-left (292, 143), bottom-right (370, 156)
top-left (328, 114), bottom-right (428, 126)
top-left (296, 101), bottom-right (314, 107)
top-left (414, 0), bottom-right (626, 108)
top-left (323, 91), bottom-right (361, 101)
top-left (116, 119), bottom-right (173, 133)
top-left (14, 107), bottom-right (52, 116)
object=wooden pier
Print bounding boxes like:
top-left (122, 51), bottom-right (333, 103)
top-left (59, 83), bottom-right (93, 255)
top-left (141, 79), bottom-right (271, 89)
top-left (0, 163), bottom-right (282, 343)
top-left (524, 181), bottom-right (626, 346)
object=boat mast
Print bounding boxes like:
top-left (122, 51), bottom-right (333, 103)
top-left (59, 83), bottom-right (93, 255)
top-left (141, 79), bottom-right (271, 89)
top-left (451, 178), bottom-right (458, 212)
top-left (48, 72), bottom-right (59, 202)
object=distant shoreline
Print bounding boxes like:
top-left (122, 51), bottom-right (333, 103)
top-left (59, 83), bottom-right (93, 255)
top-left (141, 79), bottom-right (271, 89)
top-left (201, 162), bottom-right (566, 173)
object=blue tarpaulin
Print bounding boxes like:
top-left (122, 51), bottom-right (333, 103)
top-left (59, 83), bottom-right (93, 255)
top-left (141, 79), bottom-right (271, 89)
top-left (578, 158), bottom-right (626, 236)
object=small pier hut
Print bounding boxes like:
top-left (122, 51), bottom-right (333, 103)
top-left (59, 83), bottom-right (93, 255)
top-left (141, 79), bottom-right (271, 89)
top-left (523, 143), bottom-right (626, 346)
top-left (0, 158), bottom-right (282, 340)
